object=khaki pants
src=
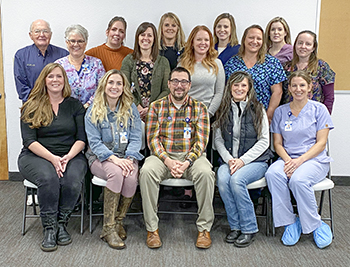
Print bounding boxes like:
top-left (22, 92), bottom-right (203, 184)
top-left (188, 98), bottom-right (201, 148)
top-left (139, 152), bottom-right (215, 232)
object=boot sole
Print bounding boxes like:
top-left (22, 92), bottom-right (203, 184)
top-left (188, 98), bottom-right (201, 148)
top-left (101, 237), bottom-right (126, 249)
top-left (57, 239), bottom-right (72, 246)
top-left (40, 244), bottom-right (58, 252)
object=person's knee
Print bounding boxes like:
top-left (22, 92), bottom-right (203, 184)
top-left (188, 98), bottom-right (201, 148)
top-left (289, 175), bottom-right (309, 191)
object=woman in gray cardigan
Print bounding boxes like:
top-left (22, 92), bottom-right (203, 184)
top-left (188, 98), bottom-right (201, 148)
top-left (121, 22), bottom-right (170, 121)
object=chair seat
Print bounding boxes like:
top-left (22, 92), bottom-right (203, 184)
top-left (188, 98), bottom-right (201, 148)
top-left (247, 177), bottom-right (267, 190)
top-left (312, 178), bottom-right (334, 191)
top-left (23, 179), bottom-right (37, 189)
top-left (92, 176), bottom-right (107, 187)
top-left (160, 178), bottom-right (194, 187)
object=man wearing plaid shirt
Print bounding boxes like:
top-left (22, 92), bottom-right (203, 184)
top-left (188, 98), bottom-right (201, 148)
top-left (139, 67), bottom-right (215, 249)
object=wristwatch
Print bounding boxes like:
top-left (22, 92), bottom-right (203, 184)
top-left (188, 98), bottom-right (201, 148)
top-left (186, 158), bottom-right (193, 167)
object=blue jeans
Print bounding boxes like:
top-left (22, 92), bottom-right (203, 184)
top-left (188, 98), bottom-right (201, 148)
top-left (217, 162), bottom-right (268, 233)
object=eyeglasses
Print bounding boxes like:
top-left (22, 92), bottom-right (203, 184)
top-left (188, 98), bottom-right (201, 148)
top-left (32, 29), bottom-right (51, 35)
top-left (66, 39), bottom-right (86, 45)
top-left (169, 79), bottom-right (190, 86)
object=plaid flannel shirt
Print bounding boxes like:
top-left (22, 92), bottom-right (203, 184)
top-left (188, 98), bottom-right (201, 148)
top-left (146, 95), bottom-right (210, 163)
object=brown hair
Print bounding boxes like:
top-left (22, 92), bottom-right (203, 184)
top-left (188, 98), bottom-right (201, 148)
top-left (132, 22), bottom-right (159, 61)
top-left (238, 25), bottom-right (266, 64)
top-left (213, 13), bottom-right (239, 47)
top-left (21, 63), bottom-right (71, 128)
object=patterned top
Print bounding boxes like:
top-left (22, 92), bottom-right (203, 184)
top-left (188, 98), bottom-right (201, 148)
top-left (224, 55), bottom-right (287, 109)
top-left (283, 59), bottom-right (335, 105)
top-left (55, 55), bottom-right (106, 105)
top-left (146, 95), bottom-right (210, 163)
top-left (136, 61), bottom-right (154, 108)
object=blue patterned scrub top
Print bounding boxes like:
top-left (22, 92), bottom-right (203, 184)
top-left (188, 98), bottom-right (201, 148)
top-left (224, 55), bottom-right (287, 109)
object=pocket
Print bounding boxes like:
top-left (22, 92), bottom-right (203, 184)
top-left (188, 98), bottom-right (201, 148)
top-left (100, 122), bottom-right (113, 143)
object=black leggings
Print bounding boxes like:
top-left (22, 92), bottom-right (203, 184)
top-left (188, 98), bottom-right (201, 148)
top-left (18, 152), bottom-right (87, 217)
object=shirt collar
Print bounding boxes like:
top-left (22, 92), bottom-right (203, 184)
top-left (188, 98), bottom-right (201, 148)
top-left (168, 94), bottom-right (192, 109)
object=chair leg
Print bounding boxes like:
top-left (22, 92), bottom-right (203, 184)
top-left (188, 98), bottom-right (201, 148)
top-left (318, 190), bottom-right (325, 216)
top-left (80, 184), bottom-right (84, 235)
top-left (31, 188), bottom-right (38, 215)
top-left (89, 181), bottom-right (93, 234)
top-left (22, 186), bottom-right (29, 235)
top-left (328, 189), bottom-right (334, 237)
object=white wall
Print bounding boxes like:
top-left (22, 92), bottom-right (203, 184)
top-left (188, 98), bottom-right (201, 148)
top-left (6, 1), bottom-right (348, 176)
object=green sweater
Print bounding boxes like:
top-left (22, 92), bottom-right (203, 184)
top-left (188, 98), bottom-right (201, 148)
top-left (121, 54), bottom-right (170, 106)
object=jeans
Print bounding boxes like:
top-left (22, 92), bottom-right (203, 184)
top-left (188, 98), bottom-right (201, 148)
top-left (217, 162), bottom-right (268, 234)
top-left (18, 152), bottom-right (87, 217)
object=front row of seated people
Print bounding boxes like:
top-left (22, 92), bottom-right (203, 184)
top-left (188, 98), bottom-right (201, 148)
top-left (18, 64), bottom-right (333, 252)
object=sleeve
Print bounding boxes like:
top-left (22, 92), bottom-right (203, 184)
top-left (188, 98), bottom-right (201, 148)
top-left (87, 59), bottom-right (106, 105)
top-left (315, 102), bottom-right (334, 131)
top-left (14, 51), bottom-right (31, 101)
top-left (224, 57), bottom-right (235, 82)
top-left (322, 83), bottom-right (334, 114)
top-left (208, 59), bottom-right (225, 116)
top-left (268, 56), bottom-right (287, 86)
top-left (121, 55), bottom-right (141, 106)
top-left (74, 100), bottom-right (87, 143)
top-left (318, 60), bottom-right (335, 114)
top-left (146, 101), bottom-right (169, 161)
top-left (84, 108), bottom-right (114, 162)
top-left (124, 104), bottom-right (144, 161)
top-left (240, 108), bottom-right (270, 164)
top-left (214, 127), bottom-right (233, 164)
top-left (155, 57), bottom-right (171, 100)
top-left (186, 102), bottom-right (210, 163)
top-left (20, 119), bottom-right (38, 148)
top-left (270, 106), bottom-right (283, 134)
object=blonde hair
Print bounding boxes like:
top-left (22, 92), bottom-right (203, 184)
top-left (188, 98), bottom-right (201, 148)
top-left (265, 17), bottom-right (291, 48)
top-left (21, 63), bottom-right (71, 129)
top-left (213, 13), bottom-right (239, 47)
top-left (180, 25), bottom-right (218, 75)
top-left (291, 30), bottom-right (318, 75)
top-left (89, 69), bottom-right (134, 128)
top-left (238, 25), bottom-right (266, 64)
top-left (158, 12), bottom-right (186, 50)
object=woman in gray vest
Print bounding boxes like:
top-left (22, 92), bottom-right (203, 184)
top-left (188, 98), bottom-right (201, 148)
top-left (213, 71), bottom-right (272, 247)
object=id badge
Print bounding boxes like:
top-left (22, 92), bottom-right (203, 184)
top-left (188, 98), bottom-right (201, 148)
top-left (284, 121), bottom-right (292, 131)
top-left (184, 127), bottom-right (191, 139)
top-left (120, 132), bottom-right (128, 143)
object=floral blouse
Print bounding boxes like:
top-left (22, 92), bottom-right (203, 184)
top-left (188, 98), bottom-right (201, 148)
top-left (136, 61), bottom-right (154, 108)
top-left (55, 55), bottom-right (106, 105)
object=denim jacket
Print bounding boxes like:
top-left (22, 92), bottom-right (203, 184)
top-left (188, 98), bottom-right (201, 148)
top-left (85, 102), bottom-right (144, 166)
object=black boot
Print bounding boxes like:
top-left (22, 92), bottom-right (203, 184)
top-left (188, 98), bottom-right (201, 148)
top-left (57, 210), bottom-right (72, 246)
top-left (40, 215), bottom-right (58, 252)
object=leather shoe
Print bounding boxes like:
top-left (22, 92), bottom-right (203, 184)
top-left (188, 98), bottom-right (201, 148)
top-left (196, 230), bottom-right (211, 249)
top-left (147, 229), bottom-right (162, 249)
top-left (225, 230), bottom-right (241, 243)
top-left (234, 233), bottom-right (256, 248)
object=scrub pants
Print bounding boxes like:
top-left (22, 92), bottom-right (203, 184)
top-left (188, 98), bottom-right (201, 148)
top-left (265, 158), bottom-right (329, 234)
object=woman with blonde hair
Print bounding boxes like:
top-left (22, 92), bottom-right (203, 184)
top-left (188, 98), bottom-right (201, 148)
top-left (180, 25), bottom-right (225, 118)
top-left (121, 22), bottom-right (170, 121)
top-left (265, 17), bottom-right (293, 66)
top-left (18, 63), bottom-right (87, 252)
top-left (85, 69), bottom-right (143, 249)
top-left (283, 31), bottom-right (335, 113)
top-left (213, 13), bottom-right (240, 66)
top-left (158, 12), bottom-right (186, 70)
top-left (225, 25), bottom-right (286, 123)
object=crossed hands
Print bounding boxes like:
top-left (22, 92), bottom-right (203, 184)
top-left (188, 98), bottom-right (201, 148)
top-left (50, 154), bottom-right (72, 178)
top-left (228, 158), bottom-right (245, 175)
top-left (284, 157), bottom-right (303, 178)
top-left (109, 155), bottom-right (135, 177)
top-left (137, 105), bottom-right (148, 122)
top-left (164, 158), bottom-right (190, 178)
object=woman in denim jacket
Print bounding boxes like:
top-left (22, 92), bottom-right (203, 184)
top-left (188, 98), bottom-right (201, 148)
top-left (85, 69), bottom-right (143, 249)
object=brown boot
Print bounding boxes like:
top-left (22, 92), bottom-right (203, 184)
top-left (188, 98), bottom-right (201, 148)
top-left (115, 196), bottom-right (133, 240)
top-left (100, 187), bottom-right (125, 249)
top-left (146, 229), bottom-right (162, 249)
top-left (196, 230), bottom-right (212, 249)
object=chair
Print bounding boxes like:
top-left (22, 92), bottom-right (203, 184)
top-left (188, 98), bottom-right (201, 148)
top-left (22, 179), bottom-right (85, 235)
top-left (272, 142), bottom-right (334, 236)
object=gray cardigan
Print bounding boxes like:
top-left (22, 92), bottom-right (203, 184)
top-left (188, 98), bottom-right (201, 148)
top-left (121, 54), bottom-right (170, 106)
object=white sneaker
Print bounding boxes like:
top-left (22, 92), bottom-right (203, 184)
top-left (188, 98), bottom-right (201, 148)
top-left (27, 194), bottom-right (38, 206)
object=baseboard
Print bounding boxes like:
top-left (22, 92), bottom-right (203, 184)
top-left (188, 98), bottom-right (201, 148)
top-left (7, 172), bottom-right (350, 185)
